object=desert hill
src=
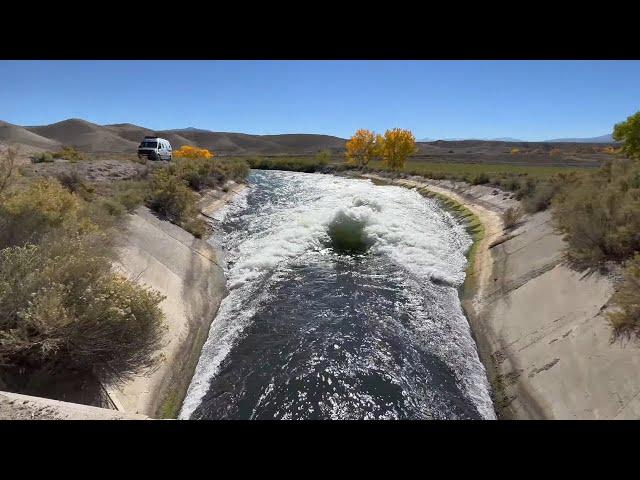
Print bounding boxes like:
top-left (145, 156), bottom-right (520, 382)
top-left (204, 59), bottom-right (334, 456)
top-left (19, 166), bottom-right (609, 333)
top-left (0, 118), bottom-right (618, 166)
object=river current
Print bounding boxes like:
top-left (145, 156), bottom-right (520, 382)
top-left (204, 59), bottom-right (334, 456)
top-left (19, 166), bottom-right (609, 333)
top-left (180, 170), bottom-right (495, 420)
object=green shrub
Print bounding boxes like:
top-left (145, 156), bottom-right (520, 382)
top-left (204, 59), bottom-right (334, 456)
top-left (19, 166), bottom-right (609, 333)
top-left (172, 157), bottom-right (249, 191)
top-left (521, 181), bottom-right (560, 213)
top-left (0, 179), bottom-right (97, 249)
top-left (101, 198), bottom-right (127, 217)
top-left (315, 150), bottom-right (332, 165)
top-left (31, 152), bottom-right (54, 163)
top-left (552, 159), bottom-right (640, 269)
top-left (147, 169), bottom-right (197, 220)
top-left (471, 172), bottom-right (490, 185)
top-left (607, 254), bottom-right (640, 341)
top-left (0, 236), bottom-right (165, 392)
top-left (114, 181), bottom-right (149, 213)
top-left (146, 168), bottom-right (206, 237)
top-left (181, 217), bottom-right (207, 238)
top-left (52, 145), bottom-right (84, 162)
top-left (220, 158), bottom-right (250, 182)
top-left (247, 156), bottom-right (327, 173)
top-left (173, 157), bottom-right (219, 191)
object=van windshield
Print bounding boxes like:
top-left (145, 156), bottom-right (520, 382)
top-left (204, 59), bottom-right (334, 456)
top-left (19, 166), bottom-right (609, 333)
top-left (140, 141), bottom-right (158, 148)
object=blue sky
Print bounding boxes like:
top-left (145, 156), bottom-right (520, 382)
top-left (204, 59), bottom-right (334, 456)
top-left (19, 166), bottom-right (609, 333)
top-left (0, 60), bottom-right (639, 140)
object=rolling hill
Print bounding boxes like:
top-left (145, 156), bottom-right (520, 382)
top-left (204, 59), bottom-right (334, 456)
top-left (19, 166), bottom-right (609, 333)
top-left (0, 118), bottom-right (619, 163)
top-left (3, 118), bottom-right (347, 155)
top-left (25, 119), bottom-right (138, 153)
top-left (0, 120), bottom-right (62, 150)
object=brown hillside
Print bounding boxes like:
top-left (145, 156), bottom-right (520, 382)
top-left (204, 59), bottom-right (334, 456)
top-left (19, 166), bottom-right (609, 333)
top-left (0, 120), bottom-right (62, 150)
top-left (26, 119), bottom-right (138, 153)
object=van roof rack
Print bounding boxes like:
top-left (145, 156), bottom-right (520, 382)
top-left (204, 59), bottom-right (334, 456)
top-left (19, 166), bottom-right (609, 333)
top-left (144, 135), bottom-right (158, 139)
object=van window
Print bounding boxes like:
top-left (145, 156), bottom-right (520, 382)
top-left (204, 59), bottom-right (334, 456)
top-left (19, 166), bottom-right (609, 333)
top-left (140, 141), bottom-right (157, 148)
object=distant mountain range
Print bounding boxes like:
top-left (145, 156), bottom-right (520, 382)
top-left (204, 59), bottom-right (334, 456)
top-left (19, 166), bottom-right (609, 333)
top-left (419, 134), bottom-right (616, 143)
top-left (419, 137), bottom-right (524, 142)
top-left (543, 134), bottom-right (615, 143)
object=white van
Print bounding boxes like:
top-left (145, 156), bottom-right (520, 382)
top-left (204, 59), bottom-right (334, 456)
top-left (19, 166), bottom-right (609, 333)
top-left (137, 136), bottom-right (172, 161)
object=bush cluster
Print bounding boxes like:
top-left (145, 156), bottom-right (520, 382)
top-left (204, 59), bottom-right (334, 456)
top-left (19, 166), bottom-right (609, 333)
top-left (607, 254), bottom-right (640, 341)
top-left (53, 145), bottom-right (84, 162)
top-left (0, 165), bottom-right (165, 397)
top-left (31, 151), bottom-right (54, 163)
top-left (552, 159), bottom-right (640, 269)
top-left (146, 168), bottom-right (205, 237)
top-left (247, 156), bottom-right (328, 173)
top-left (145, 157), bottom-right (249, 237)
top-left (0, 179), bottom-right (96, 249)
top-left (0, 237), bottom-right (165, 392)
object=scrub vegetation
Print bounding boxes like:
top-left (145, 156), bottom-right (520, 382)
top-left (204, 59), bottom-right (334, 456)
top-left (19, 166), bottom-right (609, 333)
top-left (0, 146), bottom-right (249, 402)
top-left (31, 146), bottom-right (85, 164)
top-left (146, 156), bottom-right (249, 237)
top-left (245, 155), bottom-right (332, 173)
top-left (0, 160), bottom-right (165, 399)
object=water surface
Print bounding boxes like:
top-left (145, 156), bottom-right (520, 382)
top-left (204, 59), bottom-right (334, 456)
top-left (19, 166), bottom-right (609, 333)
top-left (181, 170), bottom-right (495, 420)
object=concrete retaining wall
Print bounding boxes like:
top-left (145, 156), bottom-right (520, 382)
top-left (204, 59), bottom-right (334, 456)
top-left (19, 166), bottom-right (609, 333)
top-left (401, 176), bottom-right (640, 419)
top-left (108, 206), bottom-right (227, 418)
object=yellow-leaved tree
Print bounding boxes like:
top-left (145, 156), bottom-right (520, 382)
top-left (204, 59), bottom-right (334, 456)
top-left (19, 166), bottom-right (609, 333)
top-left (174, 145), bottom-right (214, 159)
top-left (345, 129), bottom-right (381, 169)
top-left (380, 128), bottom-right (416, 173)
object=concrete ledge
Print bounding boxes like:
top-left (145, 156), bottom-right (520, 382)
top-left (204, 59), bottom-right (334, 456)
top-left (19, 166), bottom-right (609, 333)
top-left (0, 391), bottom-right (150, 420)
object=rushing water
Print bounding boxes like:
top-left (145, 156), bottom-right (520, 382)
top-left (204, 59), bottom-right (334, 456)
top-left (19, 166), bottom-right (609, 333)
top-left (180, 170), bottom-right (495, 420)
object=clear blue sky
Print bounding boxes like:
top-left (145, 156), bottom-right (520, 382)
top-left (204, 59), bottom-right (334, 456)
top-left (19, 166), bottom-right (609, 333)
top-left (1, 60), bottom-right (639, 141)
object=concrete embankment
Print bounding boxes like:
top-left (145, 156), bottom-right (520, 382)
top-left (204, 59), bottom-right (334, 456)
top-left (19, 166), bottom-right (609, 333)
top-left (0, 390), bottom-right (149, 420)
top-left (107, 182), bottom-right (246, 418)
top-left (363, 173), bottom-right (640, 420)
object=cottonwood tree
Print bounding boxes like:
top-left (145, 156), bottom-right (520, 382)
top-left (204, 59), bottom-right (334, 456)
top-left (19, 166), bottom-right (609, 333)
top-left (613, 111), bottom-right (640, 160)
top-left (381, 128), bottom-right (416, 174)
top-left (345, 129), bottom-right (381, 170)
